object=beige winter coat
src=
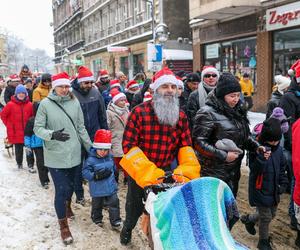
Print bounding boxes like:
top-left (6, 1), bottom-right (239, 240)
top-left (107, 103), bottom-right (129, 157)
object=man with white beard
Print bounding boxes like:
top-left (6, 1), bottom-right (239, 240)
top-left (119, 68), bottom-right (200, 245)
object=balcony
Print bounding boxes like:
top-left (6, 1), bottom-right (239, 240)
top-left (190, 0), bottom-right (261, 21)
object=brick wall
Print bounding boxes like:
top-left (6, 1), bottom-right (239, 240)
top-left (253, 31), bottom-right (272, 112)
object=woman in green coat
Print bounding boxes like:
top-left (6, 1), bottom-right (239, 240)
top-left (34, 72), bottom-right (91, 245)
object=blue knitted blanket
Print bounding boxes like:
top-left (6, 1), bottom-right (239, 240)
top-left (145, 177), bottom-right (248, 250)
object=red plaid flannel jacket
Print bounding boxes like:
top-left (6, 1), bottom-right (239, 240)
top-left (122, 101), bottom-right (192, 168)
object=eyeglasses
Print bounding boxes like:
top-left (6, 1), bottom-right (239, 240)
top-left (57, 85), bottom-right (70, 90)
top-left (204, 74), bottom-right (217, 78)
top-left (83, 81), bottom-right (93, 85)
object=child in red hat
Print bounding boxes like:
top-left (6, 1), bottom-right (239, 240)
top-left (82, 129), bottom-right (122, 229)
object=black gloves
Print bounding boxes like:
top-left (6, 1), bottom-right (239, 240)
top-left (51, 128), bottom-right (70, 142)
top-left (94, 168), bottom-right (112, 181)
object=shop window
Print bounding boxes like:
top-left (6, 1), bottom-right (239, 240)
top-left (120, 56), bottom-right (129, 76)
top-left (133, 54), bottom-right (144, 76)
top-left (273, 28), bottom-right (300, 76)
top-left (204, 37), bottom-right (257, 85)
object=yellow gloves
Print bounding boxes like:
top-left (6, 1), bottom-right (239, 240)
top-left (173, 146), bottom-right (201, 183)
top-left (120, 147), bottom-right (165, 188)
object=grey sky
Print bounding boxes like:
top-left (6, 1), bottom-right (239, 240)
top-left (0, 0), bottom-right (54, 57)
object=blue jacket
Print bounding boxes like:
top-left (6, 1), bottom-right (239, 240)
top-left (102, 87), bottom-right (123, 108)
top-left (82, 148), bottom-right (117, 198)
top-left (248, 144), bottom-right (288, 207)
top-left (24, 117), bottom-right (43, 148)
top-left (72, 79), bottom-right (108, 140)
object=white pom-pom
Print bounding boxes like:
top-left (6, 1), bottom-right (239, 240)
top-left (288, 69), bottom-right (295, 77)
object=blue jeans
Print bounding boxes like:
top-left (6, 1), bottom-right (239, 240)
top-left (49, 166), bottom-right (79, 219)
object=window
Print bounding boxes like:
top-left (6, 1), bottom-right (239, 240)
top-left (133, 54), bottom-right (144, 75)
top-left (120, 57), bottom-right (129, 76)
top-left (273, 28), bottom-right (300, 76)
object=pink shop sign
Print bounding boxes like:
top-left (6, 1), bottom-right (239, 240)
top-left (266, 2), bottom-right (300, 31)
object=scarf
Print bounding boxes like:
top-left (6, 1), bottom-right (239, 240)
top-left (111, 103), bottom-right (128, 122)
top-left (198, 81), bottom-right (215, 108)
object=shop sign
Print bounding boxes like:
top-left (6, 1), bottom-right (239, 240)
top-left (107, 46), bottom-right (129, 52)
top-left (266, 2), bottom-right (300, 31)
top-left (206, 43), bottom-right (219, 59)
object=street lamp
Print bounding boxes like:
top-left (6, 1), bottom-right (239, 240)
top-left (154, 23), bottom-right (169, 44)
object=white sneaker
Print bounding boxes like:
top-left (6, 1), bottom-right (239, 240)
top-left (28, 168), bottom-right (36, 174)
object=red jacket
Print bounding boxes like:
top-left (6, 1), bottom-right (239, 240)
top-left (293, 119), bottom-right (300, 205)
top-left (122, 101), bottom-right (192, 168)
top-left (1, 96), bottom-right (33, 144)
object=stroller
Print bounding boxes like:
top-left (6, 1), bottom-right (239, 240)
top-left (142, 175), bottom-right (248, 250)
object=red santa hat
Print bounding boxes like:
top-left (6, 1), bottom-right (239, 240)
top-left (51, 72), bottom-right (71, 88)
top-left (150, 67), bottom-right (178, 91)
top-left (126, 80), bottom-right (139, 89)
top-left (10, 74), bottom-right (21, 82)
top-left (288, 60), bottom-right (300, 83)
top-left (201, 66), bottom-right (220, 81)
top-left (93, 129), bottom-right (112, 149)
top-left (110, 79), bottom-right (121, 89)
top-left (99, 69), bottom-right (109, 78)
top-left (143, 91), bottom-right (152, 102)
top-left (110, 88), bottom-right (126, 104)
top-left (77, 66), bottom-right (94, 83)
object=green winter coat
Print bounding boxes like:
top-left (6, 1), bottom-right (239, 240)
top-left (33, 91), bottom-right (92, 169)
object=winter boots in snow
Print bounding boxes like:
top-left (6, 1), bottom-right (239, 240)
top-left (257, 238), bottom-right (273, 250)
top-left (58, 218), bottom-right (73, 245)
top-left (120, 226), bottom-right (132, 245)
top-left (296, 230), bottom-right (300, 248)
top-left (66, 201), bottom-right (75, 220)
top-left (240, 214), bottom-right (256, 235)
top-left (28, 165), bottom-right (36, 173)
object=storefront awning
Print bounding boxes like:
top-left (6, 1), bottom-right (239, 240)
top-left (163, 49), bottom-right (193, 60)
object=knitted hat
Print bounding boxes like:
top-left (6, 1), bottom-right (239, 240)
top-left (77, 66), bottom-right (94, 83)
top-left (215, 72), bottom-right (241, 98)
top-left (126, 80), bottom-right (139, 90)
top-left (176, 76), bottom-right (184, 89)
top-left (110, 79), bottom-right (121, 89)
top-left (201, 66), bottom-right (220, 82)
top-left (150, 67), bottom-right (178, 91)
top-left (51, 72), bottom-right (71, 88)
top-left (15, 84), bottom-right (28, 96)
top-left (143, 91), bottom-right (152, 102)
top-left (260, 118), bottom-right (282, 142)
top-left (186, 73), bottom-right (200, 83)
top-left (99, 69), bottom-right (109, 78)
top-left (274, 75), bottom-right (291, 94)
top-left (10, 74), bottom-right (21, 82)
top-left (110, 88), bottom-right (126, 104)
top-left (270, 107), bottom-right (289, 133)
top-left (215, 138), bottom-right (243, 154)
top-left (93, 129), bottom-right (112, 149)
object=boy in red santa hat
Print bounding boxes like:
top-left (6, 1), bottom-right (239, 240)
top-left (82, 129), bottom-right (122, 229)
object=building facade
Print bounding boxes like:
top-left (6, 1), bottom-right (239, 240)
top-left (52, 0), bottom-right (84, 75)
top-left (52, 0), bottom-right (192, 79)
top-left (190, 0), bottom-right (300, 112)
top-left (0, 34), bottom-right (8, 76)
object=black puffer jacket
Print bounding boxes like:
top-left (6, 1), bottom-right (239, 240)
top-left (193, 90), bottom-right (258, 184)
top-left (279, 79), bottom-right (300, 151)
top-left (180, 84), bottom-right (193, 113)
top-left (266, 91), bottom-right (282, 118)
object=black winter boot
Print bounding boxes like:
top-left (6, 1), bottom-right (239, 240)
top-left (257, 238), bottom-right (273, 250)
top-left (120, 226), bottom-right (132, 245)
top-left (240, 214), bottom-right (256, 235)
top-left (296, 230), bottom-right (300, 248)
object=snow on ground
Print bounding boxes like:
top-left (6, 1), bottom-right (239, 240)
top-left (0, 112), bottom-right (266, 250)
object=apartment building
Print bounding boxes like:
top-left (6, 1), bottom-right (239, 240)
top-left (52, 0), bottom-right (84, 74)
top-left (82, 0), bottom-right (191, 79)
top-left (189, 0), bottom-right (300, 111)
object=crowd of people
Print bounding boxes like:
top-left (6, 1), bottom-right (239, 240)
top-left (0, 61), bottom-right (300, 250)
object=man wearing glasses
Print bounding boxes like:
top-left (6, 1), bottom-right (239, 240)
top-left (187, 66), bottom-right (220, 130)
top-left (71, 66), bottom-right (108, 206)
